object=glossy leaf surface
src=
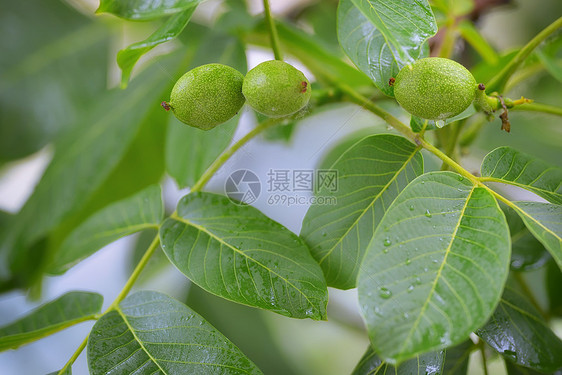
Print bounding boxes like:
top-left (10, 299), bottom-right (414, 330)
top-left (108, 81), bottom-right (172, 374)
top-left (352, 346), bottom-right (444, 374)
top-left (0, 292), bottom-right (102, 351)
top-left (160, 192), bottom-right (328, 320)
top-left (301, 134), bottom-right (423, 289)
top-left (97, 0), bottom-right (201, 20)
top-left (48, 185), bottom-right (163, 274)
top-left (337, 0), bottom-right (436, 95)
top-left (442, 340), bottom-right (473, 375)
top-left (358, 172), bottom-right (510, 363)
top-left (477, 283), bottom-right (562, 373)
top-left (481, 147), bottom-right (562, 204)
top-left (88, 291), bottom-right (262, 374)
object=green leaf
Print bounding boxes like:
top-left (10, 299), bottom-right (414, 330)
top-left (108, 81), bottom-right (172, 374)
top-left (477, 283), bottom-right (562, 373)
top-left (352, 345), bottom-right (444, 374)
top-left (0, 292), bottom-right (102, 351)
top-left (185, 284), bottom-right (297, 375)
top-left (443, 340), bottom-right (473, 375)
top-left (481, 147), bottom-right (562, 204)
top-left (2, 54), bottom-right (178, 288)
top-left (512, 201), bottom-right (562, 270)
top-left (300, 134), bottom-right (424, 289)
top-left (547, 260), bottom-right (562, 316)
top-left (118, 7), bottom-right (196, 88)
top-left (96, 0), bottom-right (202, 20)
top-left (160, 192), bottom-right (328, 320)
top-left (505, 361), bottom-right (562, 375)
top-left (358, 172), bottom-right (511, 364)
top-left (0, 0), bottom-right (109, 162)
top-left (502, 205), bottom-right (550, 271)
top-left (48, 185), bottom-right (163, 274)
top-left (88, 291), bottom-right (262, 374)
top-left (536, 32), bottom-right (562, 84)
top-left (337, 0), bottom-right (431, 96)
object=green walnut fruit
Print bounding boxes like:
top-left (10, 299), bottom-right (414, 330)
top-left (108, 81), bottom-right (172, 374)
top-left (394, 57), bottom-right (477, 121)
top-left (165, 64), bottom-right (245, 130)
top-left (242, 60), bottom-right (311, 117)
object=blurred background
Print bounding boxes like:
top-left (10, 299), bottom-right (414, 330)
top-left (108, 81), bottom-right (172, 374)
top-left (0, 0), bottom-right (560, 374)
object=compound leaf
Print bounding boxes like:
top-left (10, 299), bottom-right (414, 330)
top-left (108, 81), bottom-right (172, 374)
top-left (88, 291), bottom-right (262, 375)
top-left (97, 0), bottom-right (202, 20)
top-left (159, 192), bottom-right (328, 320)
top-left (352, 345), bottom-right (444, 374)
top-left (0, 292), bottom-right (102, 351)
top-left (48, 185), bottom-right (163, 274)
top-left (481, 147), bottom-right (562, 205)
top-left (300, 134), bottom-right (423, 289)
top-left (358, 172), bottom-right (510, 364)
top-left (477, 283), bottom-right (562, 373)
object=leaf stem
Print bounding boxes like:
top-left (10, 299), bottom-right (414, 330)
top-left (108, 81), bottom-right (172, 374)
top-left (262, 0), bottom-right (283, 60)
top-left (478, 339), bottom-right (489, 375)
top-left (191, 117), bottom-right (282, 193)
top-left (109, 235), bottom-right (161, 309)
top-left (57, 335), bottom-right (88, 375)
top-left (509, 102), bottom-right (562, 117)
top-left (486, 16), bottom-right (562, 93)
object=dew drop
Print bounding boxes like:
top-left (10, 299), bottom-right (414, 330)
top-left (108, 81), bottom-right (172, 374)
top-left (458, 176), bottom-right (464, 181)
top-left (415, 277), bottom-right (422, 285)
top-left (503, 350), bottom-right (518, 362)
top-left (379, 287), bottom-right (392, 299)
top-left (425, 209), bottom-right (432, 218)
top-left (435, 120), bottom-right (446, 128)
top-left (409, 205), bottom-right (415, 211)
top-left (405, 258), bottom-right (411, 265)
top-left (383, 248), bottom-right (389, 254)
top-left (408, 285), bottom-right (415, 292)
top-left (384, 238), bottom-right (392, 247)
top-left (403, 312), bottom-right (409, 319)
top-left (374, 307), bottom-right (383, 316)
top-left (321, 232), bottom-right (327, 237)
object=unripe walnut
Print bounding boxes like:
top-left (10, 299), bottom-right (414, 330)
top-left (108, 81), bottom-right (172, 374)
top-left (167, 64), bottom-right (245, 130)
top-left (394, 57), bottom-right (477, 121)
top-left (242, 60), bottom-right (311, 118)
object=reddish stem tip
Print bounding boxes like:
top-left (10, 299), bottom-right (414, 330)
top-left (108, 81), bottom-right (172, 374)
top-left (300, 81), bottom-right (308, 93)
top-left (161, 101), bottom-right (171, 111)
top-left (389, 77), bottom-right (396, 86)
top-left (478, 83), bottom-right (486, 91)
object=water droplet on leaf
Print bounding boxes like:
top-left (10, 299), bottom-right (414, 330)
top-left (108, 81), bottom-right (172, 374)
top-left (425, 209), bottom-right (432, 218)
top-left (379, 287), bottom-right (392, 299)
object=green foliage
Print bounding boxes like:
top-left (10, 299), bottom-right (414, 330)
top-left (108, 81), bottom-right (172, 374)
top-left (48, 185), bottom-right (163, 274)
top-left (477, 282), bottom-right (562, 373)
top-left (352, 345), bottom-right (445, 374)
top-left (0, 292), bottom-right (102, 351)
top-left (96, 0), bottom-right (201, 20)
top-left (301, 134), bottom-right (423, 289)
top-left (160, 192), bottom-right (328, 320)
top-left (481, 146), bottom-right (562, 204)
top-left (88, 291), bottom-right (262, 374)
top-left (2, 1), bottom-right (561, 374)
top-left (117, 7), bottom-right (197, 87)
top-left (358, 172), bottom-right (510, 363)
